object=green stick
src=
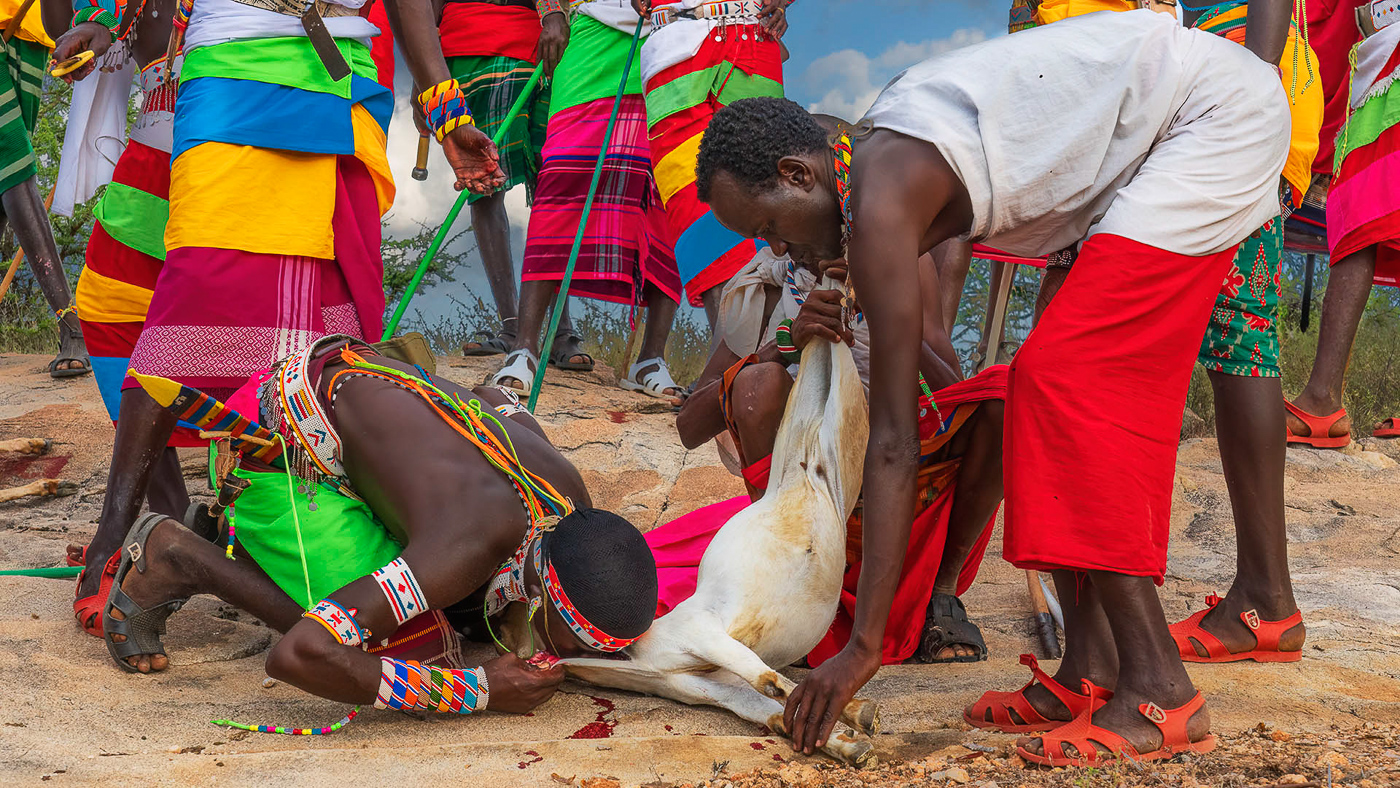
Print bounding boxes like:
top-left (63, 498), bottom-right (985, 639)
top-left (381, 64), bottom-right (545, 341)
top-left (0, 566), bottom-right (83, 578)
top-left (528, 20), bottom-right (645, 412)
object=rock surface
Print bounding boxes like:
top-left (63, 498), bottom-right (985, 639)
top-left (1, 353), bottom-right (1398, 786)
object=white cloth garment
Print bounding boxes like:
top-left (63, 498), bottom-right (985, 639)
top-left (718, 247), bottom-right (871, 391)
top-left (862, 9), bottom-right (1289, 258)
top-left (640, 1), bottom-right (763, 88)
top-left (183, 0), bottom-right (379, 52)
top-left (573, 0), bottom-right (650, 34)
top-left (1351, 22), bottom-right (1400, 108)
top-left (53, 44), bottom-right (135, 217)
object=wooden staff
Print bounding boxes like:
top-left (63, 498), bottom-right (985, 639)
top-left (412, 134), bottom-right (430, 181)
top-left (1, 0), bottom-right (37, 42)
top-left (1027, 570), bottom-right (1062, 659)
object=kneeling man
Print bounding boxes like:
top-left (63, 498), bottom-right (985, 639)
top-left (102, 335), bottom-right (657, 717)
top-left (694, 9), bottom-right (1288, 766)
top-left (656, 246), bottom-right (1005, 665)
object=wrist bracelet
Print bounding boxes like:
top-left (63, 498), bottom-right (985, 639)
top-left (474, 665), bottom-right (490, 711)
top-left (774, 319), bottom-right (800, 364)
top-left (417, 79), bottom-right (475, 143)
top-left (535, 0), bottom-right (565, 21)
top-left (71, 6), bottom-right (120, 37)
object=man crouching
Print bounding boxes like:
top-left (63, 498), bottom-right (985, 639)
top-left (99, 334), bottom-right (657, 717)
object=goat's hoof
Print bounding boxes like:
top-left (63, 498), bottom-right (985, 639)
top-left (832, 733), bottom-right (876, 769)
top-left (853, 699), bottom-right (880, 736)
top-left (757, 671), bottom-right (785, 700)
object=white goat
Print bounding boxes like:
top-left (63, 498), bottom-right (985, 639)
top-left (562, 327), bottom-right (878, 766)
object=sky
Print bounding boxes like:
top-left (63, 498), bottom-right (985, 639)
top-left (384, 2), bottom-right (1006, 328)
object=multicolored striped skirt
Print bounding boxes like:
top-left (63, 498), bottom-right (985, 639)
top-left (522, 96), bottom-right (680, 305)
top-left (127, 36), bottom-right (392, 400)
top-left (447, 54), bottom-right (549, 204)
top-left (128, 153), bottom-right (384, 401)
top-left (1327, 29), bottom-right (1400, 286)
top-left (642, 22), bottom-right (783, 304)
top-left (522, 15), bottom-right (679, 306)
top-left (75, 140), bottom-right (208, 445)
top-left (0, 38), bottom-right (44, 193)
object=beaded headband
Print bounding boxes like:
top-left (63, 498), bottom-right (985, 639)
top-left (485, 531), bottom-right (640, 653)
top-left (534, 538), bottom-right (640, 653)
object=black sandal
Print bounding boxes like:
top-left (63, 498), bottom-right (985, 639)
top-left (49, 320), bottom-right (92, 379)
top-left (103, 513), bottom-right (187, 673)
top-left (462, 318), bottom-right (517, 357)
top-left (548, 329), bottom-right (594, 371)
top-left (917, 593), bottom-right (988, 664)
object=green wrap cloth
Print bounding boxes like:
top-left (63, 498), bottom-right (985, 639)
top-left (229, 467), bottom-right (401, 609)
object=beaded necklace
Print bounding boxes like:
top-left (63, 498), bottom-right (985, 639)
top-left (831, 132), bottom-right (939, 413)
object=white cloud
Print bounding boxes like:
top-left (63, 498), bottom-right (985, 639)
top-left (803, 29), bottom-right (988, 119)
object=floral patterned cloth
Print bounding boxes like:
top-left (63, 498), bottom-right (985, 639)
top-left (1198, 217), bottom-right (1283, 377)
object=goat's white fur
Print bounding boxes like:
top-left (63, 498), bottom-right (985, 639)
top-left (561, 315), bottom-right (877, 766)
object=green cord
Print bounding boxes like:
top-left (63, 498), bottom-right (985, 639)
top-left (275, 435), bottom-right (315, 611)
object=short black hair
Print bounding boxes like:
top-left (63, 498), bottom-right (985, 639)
top-left (542, 508), bottom-right (657, 643)
top-left (695, 97), bottom-right (828, 203)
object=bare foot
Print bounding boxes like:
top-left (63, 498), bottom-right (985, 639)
top-left (1183, 593), bottom-right (1305, 658)
top-left (1019, 692), bottom-right (1211, 761)
top-left (932, 644), bottom-right (980, 660)
top-left (107, 520), bottom-right (194, 673)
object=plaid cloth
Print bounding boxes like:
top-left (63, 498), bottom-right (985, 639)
top-left (521, 94), bottom-right (681, 306)
top-left (447, 54), bottom-right (549, 204)
top-left (0, 38), bottom-right (45, 194)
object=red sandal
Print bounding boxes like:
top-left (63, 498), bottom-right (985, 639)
top-left (1170, 594), bottom-right (1303, 663)
top-left (1285, 401), bottom-right (1350, 449)
top-left (1017, 681), bottom-right (1215, 767)
top-left (73, 552), bottom-right (121, 637)
top-left (963, 654), bottom-right (1104, 734)
top-left (1373, 418), bottom-right (1400, 438)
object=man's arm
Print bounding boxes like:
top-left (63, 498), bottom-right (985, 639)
top-left (1244, 0), bottom-right (1290, 64)
top-left (382, 0), bottom-right (506, 194)
top-left (266, 534), bottom-right (564, 713)
top-left (677, 341), bottom-right (747, 450)
top-left (784, 137), bottom-right (960, 755)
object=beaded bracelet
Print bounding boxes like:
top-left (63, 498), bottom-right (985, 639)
top-left (374, 657), bottom-right (489, 715)
top-left (774, 319), bottom-right (801, 364)
top-left (535, 0), bottom-right (565, 20)
top-left (304, 598), bottom-right (370, 647)
top-left (417, 79), bottom-right (475, 143)
top-left (71, 6), bottom-right (120, 37)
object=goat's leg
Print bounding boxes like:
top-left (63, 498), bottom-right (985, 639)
top-left (666, 671), bottom-right (876, 768)
top-left (687, 631), bottom-right (881, 736)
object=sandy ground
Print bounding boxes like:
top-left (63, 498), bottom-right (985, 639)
top-left (1, 352), bottom-right (1398, 787)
